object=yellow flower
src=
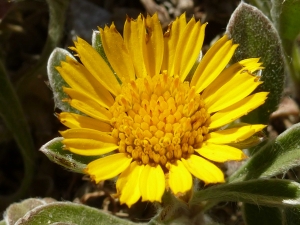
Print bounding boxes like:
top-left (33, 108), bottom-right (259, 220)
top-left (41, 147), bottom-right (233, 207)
top-left (56, 13), bottom-right (268, 207)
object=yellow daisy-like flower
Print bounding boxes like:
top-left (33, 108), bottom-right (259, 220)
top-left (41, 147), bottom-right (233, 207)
top-left (56, 13), bottom-right (268, 207)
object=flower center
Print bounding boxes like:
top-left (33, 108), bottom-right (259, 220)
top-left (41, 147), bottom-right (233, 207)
top-left (110, 71), bottom-right (210, 167)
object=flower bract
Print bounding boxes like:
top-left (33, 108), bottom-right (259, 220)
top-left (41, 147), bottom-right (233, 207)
top-left (55, 13), bottom-right (268, 207)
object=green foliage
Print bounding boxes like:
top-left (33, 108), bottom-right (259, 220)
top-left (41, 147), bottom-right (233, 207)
top-left (4, 198), bottom-right (56, 225)
top-left (229, 122), bottom-right (300, 182)
top-left (40, 137), bottom-right (99, 173)
top-left (270, 0), bottom-right (300, 55)
top-left (191, 179), bottom-right (300, 208)
top-left (224, 2), bottom-right (300, 224)
top-left (47, 48), bottom-right (80, 113)
top-left (245, 0), bottom-right (272, 19)
top-left (292, 41), bottom-right (300, 86)
top-left (226, 2), bottom-right (285, 124)
top-left (276, 0), bottom-right (300, 90)
top-left (248, 0), bottom-right (300, 97)
top-left (4, 199), bottom-right (140, 225)
top-left (270, 0), bottom-right (300, 98)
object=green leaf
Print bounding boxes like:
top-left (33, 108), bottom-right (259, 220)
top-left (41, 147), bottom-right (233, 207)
top-left (191, 179), bottom-right (300, 208)
top-left (292, 42), bottom-right (300, 83)
top-left (0, 220), bottom-right (6, 225)
top-left (269, 0), bottom-right (300, 95)
top-left (243, 204), bottom-right (283, 225)
top-left (278, 0), bottom-right (300, 96)
top-left (245, 0), bottom-right (272, 19)
top-left (229, 123), bottom-right (300, 182)
top-left (40, 137), bottom-right (99, 173)
top-left (270, 0), bottom-right (300, 55)
top-left (4, 198), bottom-right (56, 225)
top-left (14, 202), bottom-right (140, 225)
top-left (226, 2), bottom-right (285, 124)
top-left (47, 48), bottom-right (80, 113)
top-left (0, 61), bottom-right (35, 206)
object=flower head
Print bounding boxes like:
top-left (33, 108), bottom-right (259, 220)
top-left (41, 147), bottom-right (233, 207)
top-left (56, 13), bottom-right (268, 207)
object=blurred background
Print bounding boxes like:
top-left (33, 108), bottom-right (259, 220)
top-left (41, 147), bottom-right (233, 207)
top-left (0, 0), bottom-right (298, 224)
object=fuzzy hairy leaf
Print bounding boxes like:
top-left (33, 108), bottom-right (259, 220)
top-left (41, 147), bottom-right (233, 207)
top-left (226, 2), bottom-right (285, 124)
top-left (14, 202), bottom-right (138, 225)
top-left (47, 48), bottom-right (80, 113)
top-left (4, 198), bottom-right (56, 225)
top-left (229, 123), bottom-right (300, 182)
top-left (191, 179), bottom-right (300, 207)
top-left (40, 137), bottom-right (98, 173)
top-left (245, 0), bottom-right (272, 19)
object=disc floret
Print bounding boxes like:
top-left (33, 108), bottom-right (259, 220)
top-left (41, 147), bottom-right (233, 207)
top-left (110, 71), bottom-right (210, 167)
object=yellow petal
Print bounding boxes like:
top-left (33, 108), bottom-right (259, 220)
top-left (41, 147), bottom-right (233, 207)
top-left (167, 160), bottom-right (192, 195)
top-left (239, 58), bottom-right (264, 73)
top-left (56, 56), bottom-right (114, 108)
top-left (124, 15), bottom-right (147, 78)
top-left (62, 138), bottom-right (118, 155)
top-left (73, 37), bottom-right (121, 96)
top-left (86, 153), bottom-right (132, 183)
top-left (144, 13), bottom-right (164, 77)
top-left (139, 164), bottom-right (165, 202)
top-left (181, 155), bottom-right (224, 184)
top-left (162, 13), bottom-right (187, 74)
top-left (209, 92), bottom-right (269, 129)
top-left (64, 87), bottom-right (112, 123)
top-left (196, 143), bottom-right (247, 163)
top-left (204, 71), bottom-right (263, 113)
top-left (202, 58), bottom-right (263, 102)
top-left (100, 24), bottom-right (135, 82)
top-left (173, 19), bottom-right (207, 81)
top-left (207, 125), bottom-right (266, 144)
top-left (201, 62), bottom-right (242, 100)
top-left (239, 57), bottom-right (260, 65)
top-left (117, 161), bottom-right (143, 207)
top-left (58, 112), bottom-right (112, 132)
top-left (60, 128), bottom-right (117, 143)
top-left (191, 35), bottom-right (239, 93)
